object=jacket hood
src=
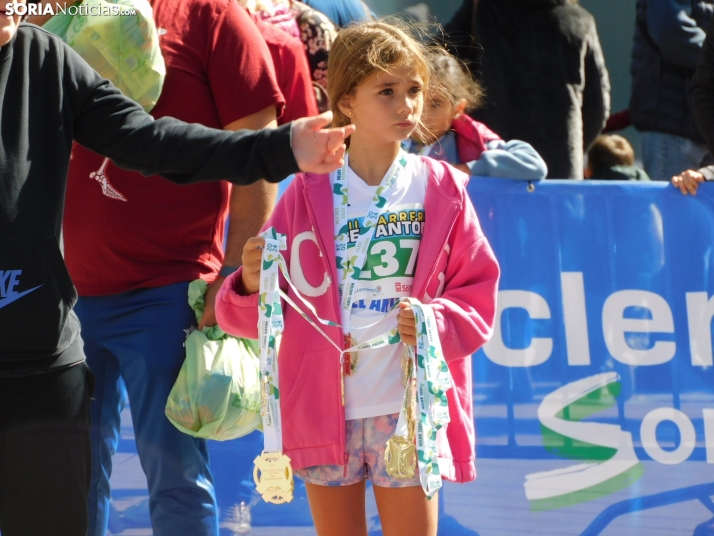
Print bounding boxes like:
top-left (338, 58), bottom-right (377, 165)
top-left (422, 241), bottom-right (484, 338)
top-left (452, 114), bottom-right (502, 163)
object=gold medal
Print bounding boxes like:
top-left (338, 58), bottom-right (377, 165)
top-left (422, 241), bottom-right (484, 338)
top-left (400, 346), bottom-right (412, 387)
top-left (384, 435), bottom-right (417, 479)
top-left (343, 333), bottom-right (359, 375)
top-left (349, 334), bottom-right (359, 372)
top-left (385, 387), bottom-right (417, 479)
top-left (253, 452), bottom-right (294, 504)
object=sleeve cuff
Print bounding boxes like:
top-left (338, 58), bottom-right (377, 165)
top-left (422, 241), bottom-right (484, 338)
top-left (263, 123), bottom-right (300, 183)
top-left (220, 269), bottom-right (260, 308)
top-left (700, 165), bottom-right (714, 181)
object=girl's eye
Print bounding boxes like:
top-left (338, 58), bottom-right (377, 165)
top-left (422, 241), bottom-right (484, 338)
top-left (410, 86), bottom-right (423, 94)
top-left (380, 88), bottom-right (394, 96)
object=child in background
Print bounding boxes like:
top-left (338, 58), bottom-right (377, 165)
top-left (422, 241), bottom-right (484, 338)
top-left (405, 52), bottom-right (547, 180)
top-left (216, 21), bottom-right (499, 535)
top-left (586, 134), bottom-right (650, 181)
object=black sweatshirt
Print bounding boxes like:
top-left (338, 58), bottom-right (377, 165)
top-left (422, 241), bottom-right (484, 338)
top-left (0, 24), bottom-right (299, 375)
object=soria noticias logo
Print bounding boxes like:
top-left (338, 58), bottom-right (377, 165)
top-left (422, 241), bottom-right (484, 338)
top-left (4, 2), bottom-right (136, 16)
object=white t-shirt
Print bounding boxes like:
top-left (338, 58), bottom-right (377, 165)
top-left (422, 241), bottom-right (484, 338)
top-left (336, 154), bottom-right (428, 420)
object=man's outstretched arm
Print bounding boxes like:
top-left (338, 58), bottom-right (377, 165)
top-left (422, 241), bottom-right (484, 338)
top-left (67, 44), bottom-right (352, 185)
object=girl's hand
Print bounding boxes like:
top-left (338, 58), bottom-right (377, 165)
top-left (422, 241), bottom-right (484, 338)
top-left (240, 237), bottom-right (265, 295)
top-left (397, 302), bottom-right (417, 346)
top-left (672, 169), bottom-right (705, 195)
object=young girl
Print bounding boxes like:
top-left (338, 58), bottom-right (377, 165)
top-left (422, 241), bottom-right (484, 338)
top-left (406, 52), bottom-right (548, 181)
top-left (216, 21), bottom-right (499, 536)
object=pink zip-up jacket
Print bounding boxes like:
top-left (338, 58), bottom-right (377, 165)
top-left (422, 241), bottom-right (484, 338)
top-left (216, 156), bottom-right (500, 482)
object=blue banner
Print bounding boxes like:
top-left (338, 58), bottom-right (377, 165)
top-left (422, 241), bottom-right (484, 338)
top-left (107, 179), bottom-right (714, 535)
top-left (466, 178), bottom-right (714, 535)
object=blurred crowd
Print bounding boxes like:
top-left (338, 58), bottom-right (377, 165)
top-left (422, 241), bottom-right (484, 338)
top-left (144, 0), bottom-right (714, 187)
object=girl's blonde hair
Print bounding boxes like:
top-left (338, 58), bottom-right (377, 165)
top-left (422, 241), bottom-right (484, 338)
top-left (327, 21), bottom-right (433, 137)
top-left (429, 52), bottom-right (484, 112)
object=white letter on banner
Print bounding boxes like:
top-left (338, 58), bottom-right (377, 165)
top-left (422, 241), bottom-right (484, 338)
top-left (640, 408), bottom-right (695, 465)
top-left (561, 272), bottom-right (591, 366)
top-left (703, 409), bottom-right (714, 463)
top-left (686, 292), bottom-right (714, 367)
top-left (483, 290), bottom-right (552, 367)
top-left (602, 290), bottom-right (675, 366)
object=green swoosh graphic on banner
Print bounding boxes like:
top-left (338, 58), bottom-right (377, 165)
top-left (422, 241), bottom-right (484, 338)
top-left (524, 372), bottom-right (643, 511)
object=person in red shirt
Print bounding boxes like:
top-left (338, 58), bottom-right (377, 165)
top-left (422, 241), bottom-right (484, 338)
top-left (60, 0), bottom-right (288, 534)
top-left (252, 13), bottom-right (319, 124)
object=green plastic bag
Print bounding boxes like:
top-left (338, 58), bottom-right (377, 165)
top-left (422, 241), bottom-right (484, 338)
top-left (43, 0), bottom-right (165, 112)
top-left (165, 280), bottom-right (262, 441)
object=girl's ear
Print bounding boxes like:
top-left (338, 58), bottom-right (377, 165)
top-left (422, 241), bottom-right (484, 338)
top-left (337, 94), bottom-right (355, 120)
top-left (453, 98), bottom-right (469, 118)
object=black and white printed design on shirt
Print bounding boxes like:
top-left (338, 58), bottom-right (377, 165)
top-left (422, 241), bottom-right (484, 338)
top-left (89, 158), bottom-right (128, 201)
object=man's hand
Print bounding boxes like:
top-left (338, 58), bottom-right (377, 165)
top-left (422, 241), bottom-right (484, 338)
top-left (397, 302), bottom-right (417, 346)
top-left (672, 169), bottom-right (705, 195)
top-left (291, 112), bottom-right (356, 174)
top-left (240, 237), bottom-right (265, 295)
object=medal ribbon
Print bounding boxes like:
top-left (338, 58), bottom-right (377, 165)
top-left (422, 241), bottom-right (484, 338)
top-left (390, 297), bottom-right (452, 498)
top-left (332, 150), bottom-right (408, 339)
top-left (257, 228), bottom-right (288, 454)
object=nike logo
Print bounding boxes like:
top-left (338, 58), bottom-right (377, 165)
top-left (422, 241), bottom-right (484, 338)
top-left (0, 285), bottom-right (42, 310)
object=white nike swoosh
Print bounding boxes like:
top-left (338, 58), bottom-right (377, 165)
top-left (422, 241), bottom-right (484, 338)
top-left (0, 285), bottom-right (43, 310)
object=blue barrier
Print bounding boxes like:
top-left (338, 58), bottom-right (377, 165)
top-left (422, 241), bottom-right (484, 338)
top-left (109, 179), bottom-right (714, 535)
top-left (469, 178), bottom-right (714, 535)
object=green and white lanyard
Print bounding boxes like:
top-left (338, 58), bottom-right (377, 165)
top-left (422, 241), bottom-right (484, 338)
top-left (332, 150), bottom-right (407, 373)
top-left (396, 297), bottom-right (452, 498)
top-left (257, 229), bottom-right (288, 455)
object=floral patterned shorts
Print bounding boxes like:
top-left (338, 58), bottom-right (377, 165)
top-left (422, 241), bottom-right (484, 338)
top-left (295, 413), bottom-right (421, 488)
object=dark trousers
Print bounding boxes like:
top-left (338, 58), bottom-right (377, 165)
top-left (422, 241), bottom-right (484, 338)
top-left (0, 343), bottom-right (94, 536)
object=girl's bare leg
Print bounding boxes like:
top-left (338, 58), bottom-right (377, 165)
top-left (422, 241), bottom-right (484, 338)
top-left (305, 481), bottom-right (368, 536)
top-left (373, 486), bottom-right (438, 536)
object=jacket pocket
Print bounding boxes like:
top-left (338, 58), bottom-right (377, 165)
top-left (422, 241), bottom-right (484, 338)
top-left (0, 236), bottom-right (77, 357)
